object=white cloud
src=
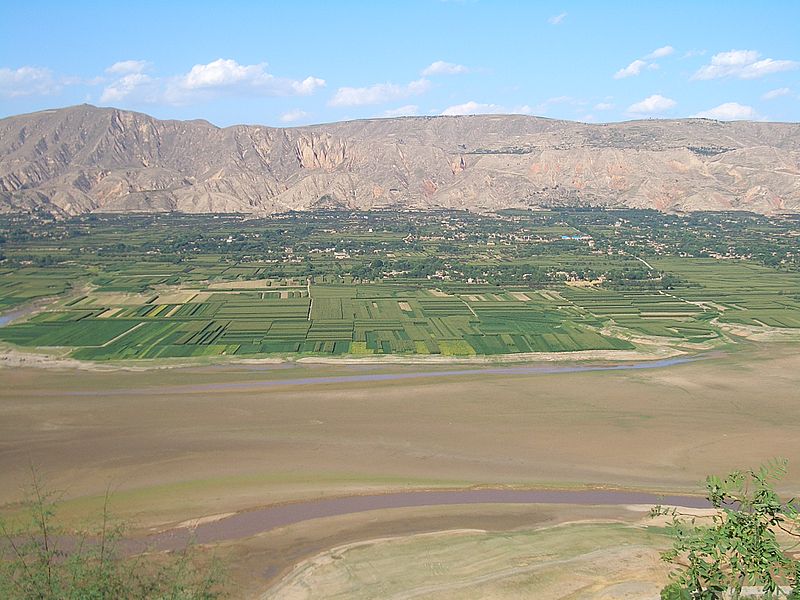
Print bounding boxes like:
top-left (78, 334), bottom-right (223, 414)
top-left (279, 109), bottom-right (309, 123)
top-left (98, 58), bottom-right (326, 105)
top-left (0, 66), bottom-right (59, 97)
top-left (614, 47), bottom-right (674, 80)
top-left (692, 102), bottom-right (757, 120)
top-left (594, 102), bottom-right (614, 110)
top-left (175, 59), bottom-right (324, 96)
top-left (614, 59), bottom-right (648, 79)
top-left (645, 45), bottom-right (674, 60)
top-left (181, 59), bottom-right (263, 89)
top-left (441, 101), bottom-right (499, 116)
top-left (384, 104), bottom-right (419, 117)
top-left (106, 60), bottom-right (149, 75)
top-left (291, 76), bottom-right (327, 95)
top-left (159, 59), bottom-right (325, 106)
top-left (100, 73), bottom-right (155, 103)
top-left (441, 101), bottom-right (505, 116)
top-left (692, 50), bottom-right (798, 80)
top-left (548, 12), bottom-right (567, 25)
top-left (762, 87), bottom-right (791, 100)
top-left (421, 61), bottom-right (469, 76)
top-left (627, 94), bottom-right (676, 114)
top-left (329, 78), bottom-right (430, 107)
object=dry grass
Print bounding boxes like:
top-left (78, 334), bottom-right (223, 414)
top-left (262, 517), bottom-right (671, 600)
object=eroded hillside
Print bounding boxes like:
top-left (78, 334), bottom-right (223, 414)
top-left (1, 105), bottom-right (798, 215)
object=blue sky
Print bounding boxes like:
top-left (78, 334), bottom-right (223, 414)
top-left (1, 1), bottom-right (798, 126)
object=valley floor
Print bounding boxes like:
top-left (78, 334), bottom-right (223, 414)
top-left (1, 342), bottom-right (798, 597)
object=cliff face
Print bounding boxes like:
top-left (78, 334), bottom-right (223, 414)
top-left (1, 104), bottom-right (798, 216)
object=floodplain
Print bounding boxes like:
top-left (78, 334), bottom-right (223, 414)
top-left (1, 341), bottom-right (799, 596)
top-left (1, 209), bottom-right (800, 597)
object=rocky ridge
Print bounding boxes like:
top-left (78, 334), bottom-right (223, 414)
top-left (0, 104), bottom-right (798, 216)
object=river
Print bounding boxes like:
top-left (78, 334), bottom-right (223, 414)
top-left (142, 488), bottom-right (710, 551)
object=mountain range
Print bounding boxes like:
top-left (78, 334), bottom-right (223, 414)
top-left (0, 104), bottom-right (798, 216)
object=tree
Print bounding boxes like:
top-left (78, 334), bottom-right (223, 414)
top-left (0, 473), bottom-right (226, 599)
top-left (653, 459), bottom-right (800, 599)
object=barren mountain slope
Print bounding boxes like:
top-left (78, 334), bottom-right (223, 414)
top-left (0, 104), bottom-right (798, 215)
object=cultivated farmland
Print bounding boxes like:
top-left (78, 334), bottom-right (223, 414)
top-left (0, 210), bottom-right (798, 361)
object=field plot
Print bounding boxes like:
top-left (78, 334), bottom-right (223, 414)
top-left (0, 278), bottom-right (639, 359)
top-left (3, 262), bottom-right (799, 360)
top-left (649, 259), bottom-right (800, 330)
top-left (1, 211), bottom-right (799, 361)
top-left (0, 266), bottom-right (83, 311)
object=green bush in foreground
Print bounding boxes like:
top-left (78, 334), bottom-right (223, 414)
top-left (0, 477), bottom-right (226, 599)
top-left (654, 459), bottom-right (800, 599)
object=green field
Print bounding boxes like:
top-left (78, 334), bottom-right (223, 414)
top-left (0, 281), bottom-right (636, 359)
top-left (0, 210), bottom-right (798, 360)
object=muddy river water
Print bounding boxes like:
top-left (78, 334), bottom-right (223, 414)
top-left (68, 353), bottom-right (711, 396)
top-left (143, 488), bottom-right (710, 551)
